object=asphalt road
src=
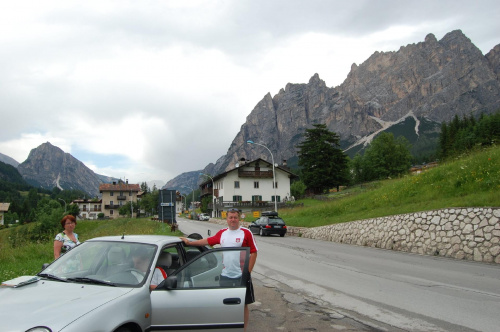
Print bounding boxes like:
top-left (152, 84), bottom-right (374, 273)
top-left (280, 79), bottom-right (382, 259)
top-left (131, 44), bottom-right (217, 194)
top-left (177, 217), bottom-right (500, 332)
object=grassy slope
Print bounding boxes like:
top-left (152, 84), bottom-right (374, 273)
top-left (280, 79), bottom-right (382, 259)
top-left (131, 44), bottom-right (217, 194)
top-left (280, 145), bottom-right (500, 228)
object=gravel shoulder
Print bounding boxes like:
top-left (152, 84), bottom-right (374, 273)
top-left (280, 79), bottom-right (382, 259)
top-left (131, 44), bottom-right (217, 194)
top-left (248, 275), bottom-right (402, 332)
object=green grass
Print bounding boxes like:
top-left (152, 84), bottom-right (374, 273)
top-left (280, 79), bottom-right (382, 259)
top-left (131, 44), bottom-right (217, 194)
top-left (0, 218), bottom-right (181, 282)
top-left (279, 145), bottom-right (500, 227)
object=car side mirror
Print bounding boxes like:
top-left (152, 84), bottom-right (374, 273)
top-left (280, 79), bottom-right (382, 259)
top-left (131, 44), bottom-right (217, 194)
top-left (163, 276), bottom-right (177, 290)
top-left (41, 263), bottom-right (49, 271)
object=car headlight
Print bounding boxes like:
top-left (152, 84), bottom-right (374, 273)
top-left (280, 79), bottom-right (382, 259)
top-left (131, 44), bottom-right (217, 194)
top-left (26, 327), bottom-right (52, 332)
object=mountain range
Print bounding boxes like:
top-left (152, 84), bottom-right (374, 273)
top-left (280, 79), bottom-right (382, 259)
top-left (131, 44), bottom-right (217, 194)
top-left (1, 30), bottom-right (499, 196)
top-left (196, 30), bottom-right (500, 180)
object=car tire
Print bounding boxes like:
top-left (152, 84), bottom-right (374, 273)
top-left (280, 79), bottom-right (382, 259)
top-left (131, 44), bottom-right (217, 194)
top-left (115, 326), bottom-right (133, 332)
top-left (280, 233), bottom-right (285, 237)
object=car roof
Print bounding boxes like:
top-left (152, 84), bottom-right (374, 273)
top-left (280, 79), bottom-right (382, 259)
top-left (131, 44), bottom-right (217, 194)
top-left (86, 235), bottom-right (183, 246)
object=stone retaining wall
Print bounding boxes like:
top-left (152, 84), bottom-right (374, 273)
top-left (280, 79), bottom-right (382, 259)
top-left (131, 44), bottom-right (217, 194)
top-left (299, 208), bottom-right (500, 264)
top-left (207, 207), bottom-right (499, 263)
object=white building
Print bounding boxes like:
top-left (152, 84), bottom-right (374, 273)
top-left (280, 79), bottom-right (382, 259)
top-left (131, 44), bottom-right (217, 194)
top-left (71, 199), bottom-right (102, 220)
top-left (199, 158), bottom-right (296, 217)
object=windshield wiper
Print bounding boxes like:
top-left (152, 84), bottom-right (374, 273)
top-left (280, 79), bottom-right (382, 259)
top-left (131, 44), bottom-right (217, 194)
top-left (38, 273), bottom-right (68, 282)
top-left (67, 277), bottom-right (117, 287)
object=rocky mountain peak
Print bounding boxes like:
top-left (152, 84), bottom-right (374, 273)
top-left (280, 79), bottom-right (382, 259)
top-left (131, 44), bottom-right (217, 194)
top-left (424, 33), bottom-right (438, 44)
top-left (486, 44), bottom-right (500, 80)
top-left (17, 142), bottom-right (103, 196)
top-left (200, 30), bottom-right (500, 178)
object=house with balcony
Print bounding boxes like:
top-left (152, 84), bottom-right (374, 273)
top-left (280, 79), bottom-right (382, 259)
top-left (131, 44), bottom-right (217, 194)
top-left (99, 180), bottom-right (141, 219)
top-left (199, 158), bottom-right (297, 217)
top-left (71, 198), bottom-right (102, 220)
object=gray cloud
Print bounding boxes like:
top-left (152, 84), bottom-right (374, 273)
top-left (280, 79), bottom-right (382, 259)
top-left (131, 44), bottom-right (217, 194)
top-left (0, 0), bottom-right (499, 182)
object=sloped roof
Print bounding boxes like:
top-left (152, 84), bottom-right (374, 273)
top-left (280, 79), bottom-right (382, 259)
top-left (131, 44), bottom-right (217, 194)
top-left (200, 158), bottom-right (297, 186)
top-left (0, 203), bottom-right (10, 212)
top-left (99, 183), bottom-right (141, 192)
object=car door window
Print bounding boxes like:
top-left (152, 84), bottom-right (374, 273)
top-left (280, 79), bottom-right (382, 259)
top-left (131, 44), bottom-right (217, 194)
top-left (176, 248), bottom-right (248, 289)
top-left (150, 248), bottom-right (249, 331)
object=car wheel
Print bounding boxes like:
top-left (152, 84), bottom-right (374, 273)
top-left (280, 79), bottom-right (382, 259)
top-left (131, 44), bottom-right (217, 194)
top-left (115, 326), bottom-right (133, 332)
top-left (280, 233), bottom-right (285, 237)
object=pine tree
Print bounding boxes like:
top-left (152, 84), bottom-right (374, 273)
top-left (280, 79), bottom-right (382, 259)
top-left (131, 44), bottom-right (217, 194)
top-left (297, 124), bottom-right (349, 194)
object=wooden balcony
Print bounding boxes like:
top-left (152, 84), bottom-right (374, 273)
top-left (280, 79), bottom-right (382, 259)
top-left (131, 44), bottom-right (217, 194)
top-left (209, 201), bottom-right (287, 210)
top-left (82, 207), bottom-right (102, 212)
top-left (237, 170), bottom-right (273, 178)
top-left (201, 188), bottom-right (219, 196)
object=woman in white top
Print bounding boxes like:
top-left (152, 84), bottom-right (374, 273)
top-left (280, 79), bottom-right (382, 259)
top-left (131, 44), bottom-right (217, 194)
top-left (54, 215), bottom-right (80, 259)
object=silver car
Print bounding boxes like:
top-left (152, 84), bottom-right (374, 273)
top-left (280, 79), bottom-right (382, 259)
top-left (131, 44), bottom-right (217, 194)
top-left (0, 235), bottom-right (250, 332)
top-left (198, 213), bottom-right (210, 221)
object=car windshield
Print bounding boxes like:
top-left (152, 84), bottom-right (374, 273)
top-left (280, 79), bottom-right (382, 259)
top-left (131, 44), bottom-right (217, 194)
top-left (40, 241), bottom-right (157, 287)
top-left (268, 218), bottom-right (285, 225)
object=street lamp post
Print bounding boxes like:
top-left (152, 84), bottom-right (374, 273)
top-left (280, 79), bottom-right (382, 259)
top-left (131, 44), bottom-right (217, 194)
top-left (58, 198), bottom-right (67, 213)
top-left (247, 140), bottom-right (278, 213)
top-left (181, 194), bottom-right (187, 213)
top-left (181, 185), bottom-right (196, 217)
top-left (199, 173), bottom-right (215, 218)
top-left (130, 195), bottom-right (134, 218)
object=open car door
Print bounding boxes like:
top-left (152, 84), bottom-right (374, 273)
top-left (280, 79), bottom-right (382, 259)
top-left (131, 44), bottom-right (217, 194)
top-left (150, 247), bottom-right (250, 332)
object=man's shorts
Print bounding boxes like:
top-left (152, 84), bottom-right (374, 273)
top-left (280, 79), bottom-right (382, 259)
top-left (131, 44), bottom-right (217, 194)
top-left (219, 273), bottom-right (255, 305)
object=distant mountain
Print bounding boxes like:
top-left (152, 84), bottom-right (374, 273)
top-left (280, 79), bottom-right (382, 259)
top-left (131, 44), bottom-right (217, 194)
top-left (162, 170), bottom-right (202, 195)
top-left (195, 30), bottom-right (500, 178)
top-left (96, 174), bottom-right (120, 185)
top-left (0, 161), bottom-right (27, 186)
top-left (17, 142), bottom-right (105, 196)
top-left (0, 152), bottom-right (19, 168)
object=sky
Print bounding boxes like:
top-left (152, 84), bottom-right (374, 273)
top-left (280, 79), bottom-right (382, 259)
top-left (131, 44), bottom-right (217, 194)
top-left (1, 0), bottom-right (499, 185)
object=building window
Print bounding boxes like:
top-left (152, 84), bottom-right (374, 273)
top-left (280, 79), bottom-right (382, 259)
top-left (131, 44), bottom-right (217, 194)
top-left (273, 181), bottom-right (278, 189)
top-left (252, 195), bottom-right (262, 202)
top-left (233, 195), bottom-right (242, 202)
top-left (110, 192), bottom-right (114, 196)
top-left (272, 196), bottom-right (281, 202)
top-left (110, 201), bottom-right (114, 207)
top-left (254, 181), bottom-right (259, 188)
top-left (234, 181), bottom-right (240, 188)
top-left (119, 201), bottom-right (123, 206)
top-left (110, 210), bottom-right (114, 215)
top-left (129, 191), bottom-right (132, 196)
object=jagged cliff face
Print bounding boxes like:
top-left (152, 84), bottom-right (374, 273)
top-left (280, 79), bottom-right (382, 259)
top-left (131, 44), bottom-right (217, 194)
top-left (206, 30), bottom-right (500, 176)
top-left (17, 142), bottom-right (102, 196)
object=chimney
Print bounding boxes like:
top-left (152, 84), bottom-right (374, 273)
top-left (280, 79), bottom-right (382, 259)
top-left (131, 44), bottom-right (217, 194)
top-left (126, 179), bottom-right (128, 184)
top-left (282, 159), bottom-right (287, 167)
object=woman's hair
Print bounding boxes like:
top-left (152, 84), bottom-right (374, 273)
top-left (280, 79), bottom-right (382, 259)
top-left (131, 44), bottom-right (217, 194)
top-left (60, 214), bottom-right (77, 228)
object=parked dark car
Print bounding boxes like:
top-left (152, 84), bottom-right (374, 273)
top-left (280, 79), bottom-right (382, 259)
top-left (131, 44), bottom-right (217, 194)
top-left (249, 211), bottom-right (287, 237)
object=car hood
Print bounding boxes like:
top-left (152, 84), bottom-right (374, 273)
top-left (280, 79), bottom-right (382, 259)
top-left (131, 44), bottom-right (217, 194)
top-left (0, 279), bottom-right (134, 331)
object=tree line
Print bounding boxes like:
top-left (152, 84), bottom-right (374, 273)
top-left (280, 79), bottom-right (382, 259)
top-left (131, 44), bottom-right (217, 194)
top-left (291, 111), bottom-right (499, 197)
top-left (439, 112), bottom-right (500, 159)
